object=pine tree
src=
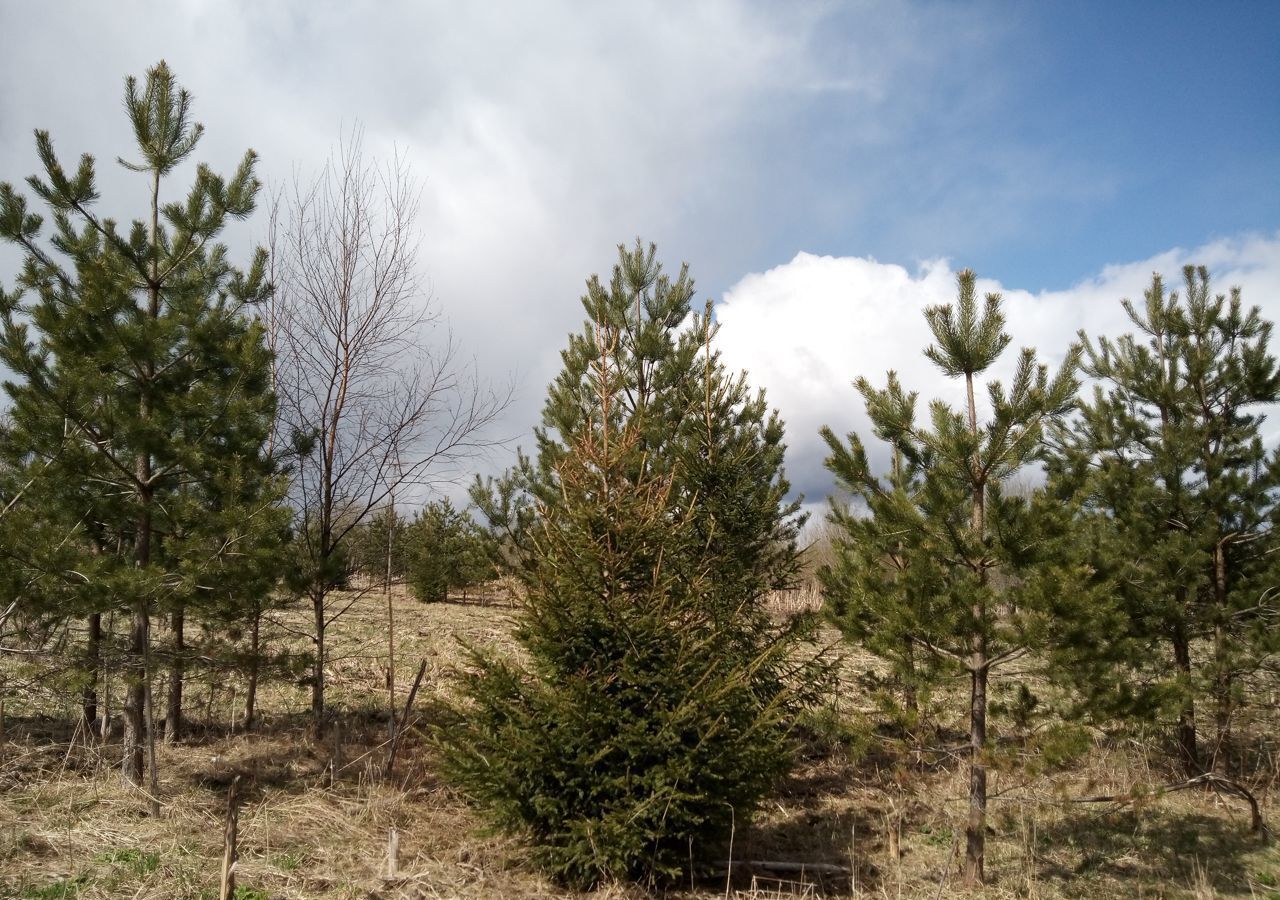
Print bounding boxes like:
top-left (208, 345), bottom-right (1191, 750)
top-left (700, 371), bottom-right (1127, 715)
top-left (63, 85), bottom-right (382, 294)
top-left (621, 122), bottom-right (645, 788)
top-left (1046, 266), bottom-right (1280, 774)
top-left (404, 498), bottom-right (491, 603)
top-left (820, 270), bottom-right (1079, 884)
top-left (0, 61), bottom-right (287, 785)
top-left (447, 243), bottom-right (818, 887)
top-left (347, 504), bottom-right (409, 592)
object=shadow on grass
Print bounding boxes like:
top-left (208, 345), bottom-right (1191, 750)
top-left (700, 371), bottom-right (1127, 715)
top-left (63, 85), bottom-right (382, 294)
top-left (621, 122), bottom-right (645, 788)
top-left (1034, 805), bottom-right (1268, 894)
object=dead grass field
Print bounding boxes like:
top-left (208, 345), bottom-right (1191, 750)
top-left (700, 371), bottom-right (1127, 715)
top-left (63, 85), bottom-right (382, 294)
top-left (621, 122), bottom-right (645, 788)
top-left (2, 588), bottom-right (1278, 899)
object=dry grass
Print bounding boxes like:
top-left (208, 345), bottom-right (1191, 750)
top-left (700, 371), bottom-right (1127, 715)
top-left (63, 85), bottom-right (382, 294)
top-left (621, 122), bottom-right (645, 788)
top-left (2, 588), bottom-right (1279, 899)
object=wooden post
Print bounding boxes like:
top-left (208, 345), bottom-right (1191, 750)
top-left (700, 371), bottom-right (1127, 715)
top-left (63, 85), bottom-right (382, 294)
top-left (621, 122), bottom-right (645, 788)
top-left (384, 827), bottom-right (400, 880)
top-left (219, 775), bottom-right (242, 900)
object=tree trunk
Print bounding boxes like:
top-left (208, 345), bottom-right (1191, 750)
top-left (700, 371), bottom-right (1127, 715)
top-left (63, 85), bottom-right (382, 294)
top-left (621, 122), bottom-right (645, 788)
top-left (123, 162), bottom-right (160, 787)
top-left (1172, 617), bottom-right (1200, 777)
top-left (165, 607), bottom-right (184, 743)
top-left (901, 635), bottom-right (918, 717)
top-left (962, 368), bottom-right (987, 886)
top-left (243, 606), bottom-right (260, 732)
top-left (122, 603), bottom-right (148, 784)
top-left (964, 661), bottom-right (988, 886)
top-left (82, 612), bottom-right (101, 731)
top-left (387, 581), bottom-right (396, 739)
top-left (1210, 543), bottom-right (1232, 773)
top-left (312, 590), bottom-right (326, 734)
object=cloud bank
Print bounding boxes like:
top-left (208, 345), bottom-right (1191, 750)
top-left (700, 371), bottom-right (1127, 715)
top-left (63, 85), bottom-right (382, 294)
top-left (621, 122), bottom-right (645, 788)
top-left (716, 233), bottom-right (1280, 506)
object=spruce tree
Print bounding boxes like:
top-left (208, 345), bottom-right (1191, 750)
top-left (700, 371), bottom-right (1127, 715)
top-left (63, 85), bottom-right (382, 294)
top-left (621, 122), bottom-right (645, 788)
top-left (820, 270), bottom-right (1079, 884)
top-left (474, 241), bottom-right (803, 626)
top-left (448, 242), bottom-right (817, 887)
top-left (1047, 266), bottom-right (1280, 774)
top-left (0, 62), bottom-right (287, 784)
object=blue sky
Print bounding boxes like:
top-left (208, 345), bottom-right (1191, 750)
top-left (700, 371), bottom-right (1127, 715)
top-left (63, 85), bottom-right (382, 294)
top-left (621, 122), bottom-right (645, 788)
top-left (697, 1), bottom-right (1280, 297)
top-left (2, 1), bottom-right (1278, 505)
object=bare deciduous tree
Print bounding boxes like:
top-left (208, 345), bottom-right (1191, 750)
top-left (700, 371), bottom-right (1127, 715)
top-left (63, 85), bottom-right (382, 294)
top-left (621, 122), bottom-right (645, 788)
top-left (271, 131), bottom-right (508, 730)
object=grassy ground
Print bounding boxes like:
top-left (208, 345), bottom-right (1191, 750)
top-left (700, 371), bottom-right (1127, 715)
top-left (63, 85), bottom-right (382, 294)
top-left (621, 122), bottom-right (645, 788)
top-left (2, 589), bottom-right (1278, 899)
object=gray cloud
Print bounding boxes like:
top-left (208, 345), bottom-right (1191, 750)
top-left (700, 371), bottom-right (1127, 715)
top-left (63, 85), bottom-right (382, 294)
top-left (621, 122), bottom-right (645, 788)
top-left (3, 2), bottom-right (1273, 511)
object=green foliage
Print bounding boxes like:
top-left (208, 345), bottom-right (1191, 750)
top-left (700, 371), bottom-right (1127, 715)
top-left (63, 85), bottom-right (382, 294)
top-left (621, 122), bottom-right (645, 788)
top-left (94, 848), bottom-right (160, 876)
top-left (0, 61), bottom-right (290, 772)
top-left (1046, 266), bottom-right (1280, 772)
top-left (344, 504), bottom-right (409, 585)
top-left (405, 499), bottom-right (491, 602)
top-left (820, 268), bottom-right (1082, 882)
top-left (820, 270), bottom-right (1082, 703)
top-left (442, 243), bottom-right (819, 888)
top-left (473, 240), bottom-right (804, 602)
top-left (20, 873), bottom-right (92, 899)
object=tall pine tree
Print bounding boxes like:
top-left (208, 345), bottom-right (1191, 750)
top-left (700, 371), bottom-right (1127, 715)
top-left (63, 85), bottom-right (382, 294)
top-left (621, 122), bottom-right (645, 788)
top-left (1047, 266), bottom-right (1280, 774)
top-left (821, 270), bottom-right (1079, 884)
top-left (0, 61), bottom-right (287, 785)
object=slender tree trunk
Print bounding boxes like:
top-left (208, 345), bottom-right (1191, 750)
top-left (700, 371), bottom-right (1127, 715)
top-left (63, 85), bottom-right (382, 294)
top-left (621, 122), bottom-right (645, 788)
top-left (387, 577), bottom-right (397, 739)
top-left (901, 635), bottom-right (918, 717)
top-left (165, 607), bottom-right (184, 743)
top-left (312, 589), bottom-right (326, 734)
top-left (101, 610), bottom-right (114, 740)
top-left (385, 502), bottom-right (395, 597)
top-left (1172, 616), bottom-right (1200, 777)
top-left (963, 368), bottom-right (989, 885)
top-left (122, 603), bottom-right (148, 784)
top-left (143, 623), bottom-right (160, 816)
top-left (82, 612), bottom-right (101, 731)
top-left (243, 605), bottom-right (260, 732)
top-left (965, 662), bottom-right (988, 886)
top-left (124, 165), bottom-right (161, 786)
top-left (1210, 542), bottom-right (1232, 772)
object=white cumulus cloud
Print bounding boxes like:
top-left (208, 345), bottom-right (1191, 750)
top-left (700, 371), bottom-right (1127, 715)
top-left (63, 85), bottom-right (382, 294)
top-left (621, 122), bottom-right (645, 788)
top-left (715, 232), bottom-right (1280, 505)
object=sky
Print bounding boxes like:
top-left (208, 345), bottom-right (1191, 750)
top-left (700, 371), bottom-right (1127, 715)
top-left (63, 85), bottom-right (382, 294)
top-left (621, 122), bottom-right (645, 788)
top-left (2, 0), bottom-right (1278, 514)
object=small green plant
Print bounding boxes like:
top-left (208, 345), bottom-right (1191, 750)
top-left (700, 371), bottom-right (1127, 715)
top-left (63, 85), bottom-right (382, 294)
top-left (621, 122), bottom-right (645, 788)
top-left (272, 850), bottom-right (306, 872)
top-left (94, 847), bottom-right (160, 876)
top-left (919, 825), bottom-right (954, 848)
top-left (21, 874), bottom-right (91, 899)
top-left (233, 887), bottom-right (272, 900)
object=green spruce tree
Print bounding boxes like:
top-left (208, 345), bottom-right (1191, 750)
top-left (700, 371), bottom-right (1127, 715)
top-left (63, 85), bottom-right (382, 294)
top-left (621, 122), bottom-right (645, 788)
top-left (0, 61), bottom-right (288, 785)
top-left (448, 242), bottom-right (818, 887)
top-left (821, 270), bottom-right (1079, 884)
top-left (473, 241), bottom-right (804, 633)
top-left (1047, 266), bottom-right (1280, 774)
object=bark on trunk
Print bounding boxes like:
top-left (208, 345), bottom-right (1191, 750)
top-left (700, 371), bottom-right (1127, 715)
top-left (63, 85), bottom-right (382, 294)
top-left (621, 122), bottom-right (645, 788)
top-left (312, 590), bottom-right (326, 733)
top-left (964, 661), bottom-right (988, 886)
top-left (1210, 543), bottom-right (1232, 773)
top-left (243, 607), bottom-right (260, 732)
top-left (1172, 618), bottom-right (1200, 777)
top-left (962, 369), bottom-right (988, 886)
top-left (165, 607), bottom-right (184, 743)
top-left (82, 612), bottom-right (101, 731)
top-left (122, 603), bottom-right (148, 784)
top-left (901, 635), bottom-right (918, 717)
